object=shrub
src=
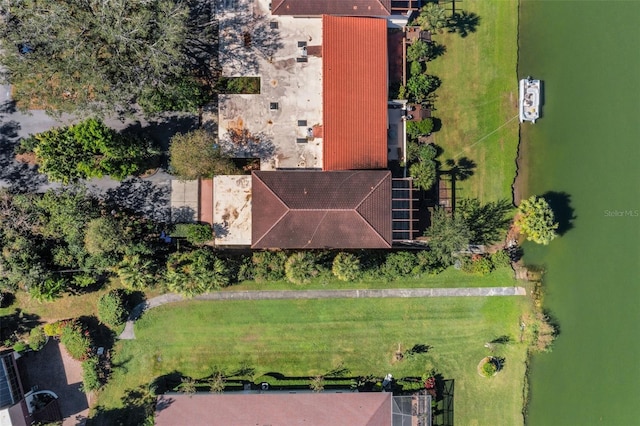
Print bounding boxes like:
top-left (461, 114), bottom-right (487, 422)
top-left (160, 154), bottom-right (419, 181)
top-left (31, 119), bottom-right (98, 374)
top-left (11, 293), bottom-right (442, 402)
top-left (81, 356), bottom-right (101, 392)
top-left (481, 359), bottom-right (497, 377)
top-left (60, 321), bottom-right (92, 361)
top-left (461, 256), bottom-right (493, 275)
top-left (490, 250), bottom-right (512, 268)
top-left (252, 251), bottom-right (287, 282)
top-left (12, 341), bottom-right (27, 353)
top-left (406, 74), bottom-right (441, 103)
top-left (408, 144), bottom-right (438, 189)
top-left (416, 250), bottom-right (445, 274)
top-left (165, 249), bottom-right (230, 297)
top-left (397, 85), bottom-right (407, 100)
top-left (410, 60), bottom-right (423, 76)
top-left (332, 252), bottom-right (362, 282)
top-left (97, 290), bottom-right (128, 329)
top-left (406, 118), bottom-right (434, 139)
top-left (44, 321), bottom-right (66, 337)
top-left (407, 39), bottom-right (433, 63)
top-left (285, 252), bottom-right (319, 285)
top-left (29, 327), bottom-right (47, 351)
top-left (380, 252), bottom-right (418, 280)
top-left (29, 277), bottom-right (66, 302)
top-left (173, 223), bottom-right (213, 245)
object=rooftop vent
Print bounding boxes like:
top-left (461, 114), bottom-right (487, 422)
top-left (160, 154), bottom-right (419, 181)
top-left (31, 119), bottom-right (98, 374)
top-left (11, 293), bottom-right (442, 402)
top-left (270, 102), bottom-right (279, 110)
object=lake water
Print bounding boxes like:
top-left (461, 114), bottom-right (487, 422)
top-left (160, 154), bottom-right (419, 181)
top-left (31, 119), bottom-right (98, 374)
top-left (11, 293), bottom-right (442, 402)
top-left (518, 1), bottom-right (640, 425)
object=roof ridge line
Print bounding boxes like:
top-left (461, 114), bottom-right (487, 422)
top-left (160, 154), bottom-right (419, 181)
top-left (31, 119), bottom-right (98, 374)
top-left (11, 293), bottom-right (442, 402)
top-left (252, 174), bottom-right (291, 248)
top-left (376, 0), bottom-right (391, 13)
top-left (355, 173), bottom-right (391, 247)
top-left (354, 209), bottom-right (391, 248)
top-left (302, 210), bottom-right (329, 249)
top-left (354, 172), bottom-right (388, 210)
top-left (270, 0), bottom-right (286, 14)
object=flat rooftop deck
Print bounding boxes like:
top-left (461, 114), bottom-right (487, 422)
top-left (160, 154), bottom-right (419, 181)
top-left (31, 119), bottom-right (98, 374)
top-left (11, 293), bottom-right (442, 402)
top-left (218, 0), bottom-right (323, 170)
top-left (213, 175), bottom-right (252, 246)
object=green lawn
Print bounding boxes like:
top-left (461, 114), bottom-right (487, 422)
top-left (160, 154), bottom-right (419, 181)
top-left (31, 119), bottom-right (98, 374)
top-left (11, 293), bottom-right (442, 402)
top-left (92, 296), bottom-right (530, 425)
top-left (428, 0), bottom-right (519, 202)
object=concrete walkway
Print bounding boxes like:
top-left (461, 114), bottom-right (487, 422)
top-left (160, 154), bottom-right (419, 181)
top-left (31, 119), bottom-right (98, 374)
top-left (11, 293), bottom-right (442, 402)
top-left (119, 286), bottom-right (527, 340)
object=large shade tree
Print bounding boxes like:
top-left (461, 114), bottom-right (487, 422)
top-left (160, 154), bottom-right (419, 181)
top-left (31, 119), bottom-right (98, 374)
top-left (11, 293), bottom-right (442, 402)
top-left (424, 207), bottom-right (471, 266)
top-left (0, 0), bottom-right (200, 115)
top-left (169, 130), bottom-right (239, 180)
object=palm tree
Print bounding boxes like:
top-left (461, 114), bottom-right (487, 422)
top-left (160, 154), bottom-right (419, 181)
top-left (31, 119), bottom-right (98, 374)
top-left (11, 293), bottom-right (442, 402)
top-left (415, 3), bottom-right (449, 34)
top-left (332, 252), bottom-right (362, 282)
top-left (117, 255), bottom-right (155, 290)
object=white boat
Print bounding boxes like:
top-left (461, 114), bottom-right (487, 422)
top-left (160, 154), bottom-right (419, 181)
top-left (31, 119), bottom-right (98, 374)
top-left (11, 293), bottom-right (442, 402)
top-left (519, 77), bottom-right (541, 123)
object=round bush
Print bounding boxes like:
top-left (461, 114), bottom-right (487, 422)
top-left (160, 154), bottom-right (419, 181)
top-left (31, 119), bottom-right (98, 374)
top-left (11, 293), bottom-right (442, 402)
top-left (44, 321), bottom-right (66, 337)
top-left (285, 252), bottom-right (319, 285)
top-left (481, 359), bottom-right (498, 377)
top-left (29, 326), bottom-right (47, 351)
top-left (490, 250), bottom-right (512, 268)
top-left (60, 321), bottom-right (92, 361)
top-left (332, 253), bottom-right (362, 282)
top-left (97, 290), bottom-right (128, 329)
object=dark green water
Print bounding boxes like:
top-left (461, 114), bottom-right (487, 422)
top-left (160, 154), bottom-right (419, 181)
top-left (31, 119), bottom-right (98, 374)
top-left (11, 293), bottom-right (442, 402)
top-left (519, 1), bottom-right (640, 425)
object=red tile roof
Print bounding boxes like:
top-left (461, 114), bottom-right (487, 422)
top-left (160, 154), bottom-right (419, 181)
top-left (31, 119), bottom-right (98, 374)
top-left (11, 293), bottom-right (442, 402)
top-left (272, 0), bottom-right (392, 16)
top-left (252, 170), bottom-right (392, 249)
top-left (323, 15), bottom-right (388, 170)
top-left (155, 392), bottom-right (393, 426)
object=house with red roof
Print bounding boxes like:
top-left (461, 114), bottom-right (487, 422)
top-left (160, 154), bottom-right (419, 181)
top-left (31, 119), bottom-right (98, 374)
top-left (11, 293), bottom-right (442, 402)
top-left (154, 391), bottom-right (432, 426)
top-left (204, 0), bottom-right (420, 248)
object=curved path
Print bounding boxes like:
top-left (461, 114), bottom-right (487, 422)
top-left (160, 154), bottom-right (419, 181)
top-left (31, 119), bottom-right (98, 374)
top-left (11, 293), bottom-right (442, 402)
top-left (119, 286), bottom-right (526, 340)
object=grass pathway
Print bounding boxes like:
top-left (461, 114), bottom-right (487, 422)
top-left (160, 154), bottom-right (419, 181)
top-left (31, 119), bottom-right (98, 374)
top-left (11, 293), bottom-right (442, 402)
top-left (119, 286), bottom-right (527, 339)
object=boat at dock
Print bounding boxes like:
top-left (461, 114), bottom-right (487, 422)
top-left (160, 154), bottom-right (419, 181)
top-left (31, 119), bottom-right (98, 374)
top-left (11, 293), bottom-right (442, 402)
top-left (519, 77), bottom-right (541, 123)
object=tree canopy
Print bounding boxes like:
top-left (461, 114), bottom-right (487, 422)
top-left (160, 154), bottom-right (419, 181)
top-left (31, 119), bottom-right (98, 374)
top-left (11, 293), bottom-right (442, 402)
top-left (0, 0), bottom-right (200, 115)
top-left (406, 74), bottom-right (441, 103)
top-left (27, 119), bottom-right (154, 183)
top-left (409, 144), bottom-right (438, 190)
top-left (407, 40), bottom-right (434, 63)
top-left (415, 3), bottom-right (449, 34)
top-left (457, 198), bottom-right (513, 245)
top-left (424, 207), bottom-right (471, 266)
top-left (169, 130), bottom-right (239, 180)
top-left (515, 196), bottom-right (558, 245)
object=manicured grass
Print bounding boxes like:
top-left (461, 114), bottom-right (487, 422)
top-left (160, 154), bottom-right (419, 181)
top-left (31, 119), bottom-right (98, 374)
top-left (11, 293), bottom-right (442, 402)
top-left (230, 266), bottom-right (519, 290)
top-left (0, 288), bottom-right (106, 323)
top-left (93, 295), bottom-right (530, 425)
top-left (428, 0), bottom-right (519, 202)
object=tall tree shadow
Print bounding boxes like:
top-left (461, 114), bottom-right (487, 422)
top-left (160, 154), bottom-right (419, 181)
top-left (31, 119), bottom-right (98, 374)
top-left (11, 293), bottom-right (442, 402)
top-left (447, 11), bottom-right (481, 38)
top-left (0, 120), bottom-right (48, 191)
top-left (542, 191), bottom-right (576, 236)
top-left (444, 157), bottom-right (476, 181)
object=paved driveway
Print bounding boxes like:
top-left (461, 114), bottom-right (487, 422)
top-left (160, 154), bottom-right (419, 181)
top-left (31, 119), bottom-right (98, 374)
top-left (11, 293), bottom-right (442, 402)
top-left (19, 340), bottom-right (89, 426)
top-left (0, 82), bottom-right (197, 222)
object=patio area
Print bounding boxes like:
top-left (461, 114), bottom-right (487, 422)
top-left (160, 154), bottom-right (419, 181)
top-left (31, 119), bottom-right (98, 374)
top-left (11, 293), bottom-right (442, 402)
top-left (19, 340), bottom-right (89, 426)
